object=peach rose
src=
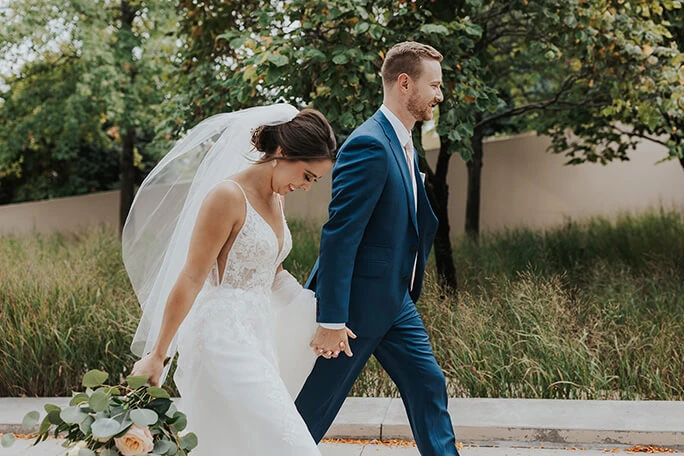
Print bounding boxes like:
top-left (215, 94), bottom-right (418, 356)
top-left (114, 424), bottom-right (154, 456)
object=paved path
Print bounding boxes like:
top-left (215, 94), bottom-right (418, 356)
top-left (3, 397), bottom-right (683, 447)
top-left (2, 397), bottom-right (683, 455)
top-left (2, 438), bottom-right (682, 456)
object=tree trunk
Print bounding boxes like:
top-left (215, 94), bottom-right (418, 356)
top-left (417, 128), bottom-right (458, 291)
top-left (118, 0), bottom-right (137, 232)
top-left (465, 127), bottom-right (484, 240)
top-left (120, 126), bottom-right (136, 232)
top-left (431, 138), bottom-right (458, 290)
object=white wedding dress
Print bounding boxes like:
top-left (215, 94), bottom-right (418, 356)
top-left (173, 180), bottom-right (321, 455)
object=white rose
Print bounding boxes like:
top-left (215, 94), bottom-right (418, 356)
top-left (114, 424), bottom-right (154, 456)
top-left (65, 441), bottom-right (87, 456)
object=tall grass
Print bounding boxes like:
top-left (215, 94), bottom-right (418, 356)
top-left (1, 210), bottom-right (682, 399)
top-left (351, 210), bottom-right (684, 399)
top-left (0, 228), bottom-right (140, 396)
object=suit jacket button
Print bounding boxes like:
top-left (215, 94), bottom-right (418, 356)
top-left (403, 277), bottom-right (410, 284)
top-left (410, 247), bottom-right (417, 254)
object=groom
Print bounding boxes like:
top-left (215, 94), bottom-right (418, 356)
top-left (296, 42), bottom-right (459, 456)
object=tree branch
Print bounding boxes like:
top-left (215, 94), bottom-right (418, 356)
top-left (612, 124), bottom-right (670, 147)
top-left (476, 74), bottom-right (579, 128)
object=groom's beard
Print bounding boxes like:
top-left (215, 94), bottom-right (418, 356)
top-left (407, 93), bottom-right (434, 122)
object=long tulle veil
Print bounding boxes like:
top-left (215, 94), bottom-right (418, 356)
top-left (122, 104), bottom-right (299, 382)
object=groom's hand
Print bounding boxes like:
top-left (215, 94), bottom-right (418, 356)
top-left (310, 326), bottom-right (357, 359)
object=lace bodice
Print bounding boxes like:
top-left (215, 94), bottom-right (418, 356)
top-left (206, 180), bottom-right (292, 292)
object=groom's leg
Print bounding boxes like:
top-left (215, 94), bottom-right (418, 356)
top-left (295, 336), bottom-right (378, 442)
top-left (374, 293), bottom-right (459, 456)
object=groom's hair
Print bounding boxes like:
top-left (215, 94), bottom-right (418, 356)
top-left (381, 41), bottom-right (443, 86)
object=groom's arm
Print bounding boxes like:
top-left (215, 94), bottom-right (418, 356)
top-left (316, 134), bottom-right (388, 325)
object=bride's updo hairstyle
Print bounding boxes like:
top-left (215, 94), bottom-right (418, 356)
top-left (251, 108), bottom-right (337, 163)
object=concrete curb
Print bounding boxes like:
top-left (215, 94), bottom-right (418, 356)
top-left (2, 397), bottom-right (682, 448)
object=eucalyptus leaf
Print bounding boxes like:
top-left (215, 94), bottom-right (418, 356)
top-left (0, 434), bottom-right (15, 448)
top-left (179, 432), bottom-right (198, 451)
top-left (47, 410), bottom-right (63, 425)
top-left (69, 393), bottom-right (89, 406)
top-left (126, 375), bottom-right (149, 390)
top-left (100, 449), bottom-right (117, 456)
top-left (131, 408), bottom-right (158, 426)
top-left (146, 387), bottom-right (170, 399)
top-left (82, 370), bottom-right (109, 388)
top-left (88, 390), bottom-right (110, 413)
top-left (78, 449), bottom-right (97, 456)
top-left (171, 411), bottom-right (187, 432)
top-left (60, 406), bottom-right (88, 425)
top-left (153, 439), bottom-right (172, 454)
top-left (39, 416), bottom-right (52, 434)
top-left (22, 411), bottom-right (40, 429)
top-left (109, 406), bottom-right (126, 417)
top-left (146, 398), bottom-right (172, 416)
top-left (79, 415), bottom-right (94, 434)
top-left (44, 403), bottom-right (62, 413)
top-left (91, 418), bottom-right (122, 440)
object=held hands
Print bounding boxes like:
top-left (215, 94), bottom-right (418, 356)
top-left (131, 352), bottom-right (167, 387)
top-left (310, 326), bottom-right (357, 359)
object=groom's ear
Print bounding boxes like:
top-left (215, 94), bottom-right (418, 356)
top-left (398, 73), bottom-right (410, 92)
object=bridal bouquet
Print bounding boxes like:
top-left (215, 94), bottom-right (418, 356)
top-left (20, 369), bottom-right (197, 456)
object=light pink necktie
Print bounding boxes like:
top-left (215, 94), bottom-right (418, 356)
top-left (404, 143), bottom-right (418, 291)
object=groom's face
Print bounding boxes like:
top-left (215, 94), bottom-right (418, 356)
top-left (407, 59), bottom-right (443, 122)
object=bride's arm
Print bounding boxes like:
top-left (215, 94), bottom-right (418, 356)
top-left (131, 182), bottom-right (244, 385)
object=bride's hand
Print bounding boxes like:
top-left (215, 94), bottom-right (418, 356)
top-left (310, 326), bottom-right (357, 359)
top-left (131, 352), bottom-right (166, 387)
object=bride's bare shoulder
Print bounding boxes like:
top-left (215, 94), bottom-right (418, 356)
top-left (199, 181), bottom-right (246, 220)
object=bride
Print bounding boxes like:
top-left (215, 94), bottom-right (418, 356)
top-left (123, 104), bottom-right (351, 454)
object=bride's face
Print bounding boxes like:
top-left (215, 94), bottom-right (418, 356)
top-left (272, 157), bottom-right (333, 195)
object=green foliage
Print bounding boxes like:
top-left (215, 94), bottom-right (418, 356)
top-left (172, 0), bottom-right (491, 155)
top-left (0, 0), bottom-right (178, 204)
top-left (0, 56), bottom-right (120, 203)
top-left (173, 0), bottom-right (681, 164)
top-left (0, 434), bottom-right (15, 448)
top-left (527, 0), bottom-right (684, 165)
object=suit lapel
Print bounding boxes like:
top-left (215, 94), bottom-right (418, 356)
top-left (413, 155), bottom-right (429, 224)
top-left (373, 110), bottom-right (419, 235)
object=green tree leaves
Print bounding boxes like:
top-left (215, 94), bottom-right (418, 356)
top-left (0, 0), bottom-right (177, 211)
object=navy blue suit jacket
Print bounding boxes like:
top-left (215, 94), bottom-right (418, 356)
top-left (306, 109), bottom-right (439, 337)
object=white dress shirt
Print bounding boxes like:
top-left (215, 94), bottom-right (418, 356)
top-left (319, 105), bottom-right (418, 330)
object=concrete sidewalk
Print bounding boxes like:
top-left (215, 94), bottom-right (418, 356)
top-left (2, 439), bottom-right (683, 456)
top-left (1, 397), bottom-right (683, 453)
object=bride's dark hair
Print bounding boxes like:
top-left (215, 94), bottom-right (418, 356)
top-left (251, 108), bottom-right (337, 163)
